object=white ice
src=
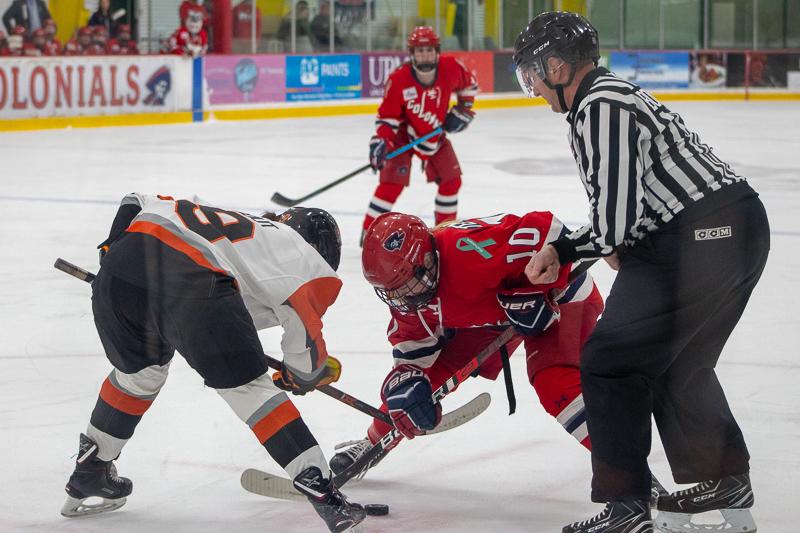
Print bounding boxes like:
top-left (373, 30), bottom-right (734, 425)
top-left (1, 101), bottom-right (798, 532)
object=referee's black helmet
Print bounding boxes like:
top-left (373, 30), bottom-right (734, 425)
top-left (513, 12), bottom-right (599, 94)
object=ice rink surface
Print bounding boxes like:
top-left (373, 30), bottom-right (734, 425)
top-left (1, 100), bottom-right (799, 532)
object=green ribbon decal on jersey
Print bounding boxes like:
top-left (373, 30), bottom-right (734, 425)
top-left (456, 237), bottom-right (496, 259)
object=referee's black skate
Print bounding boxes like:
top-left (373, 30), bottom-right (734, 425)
top-left (563, 499), bottom-right (653, 533)
top-left (293, 466), bottom-right (366, 532)
top-left (61, 433), bottom-right (132, 517)
top-left (656, 473), bottom-right (756, 532)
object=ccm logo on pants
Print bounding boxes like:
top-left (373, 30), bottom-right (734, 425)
top-left (694, 226), bottom-right (732, 241)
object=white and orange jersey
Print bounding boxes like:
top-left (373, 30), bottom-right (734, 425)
top-left (113, 193), bottom-right (341, 383)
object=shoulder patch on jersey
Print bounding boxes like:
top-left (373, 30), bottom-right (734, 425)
top-left (402, 87), bottom-right (418, 101)
top-left (384, 230), bottom-right (406, 252)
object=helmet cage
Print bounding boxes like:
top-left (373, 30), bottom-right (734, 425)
top-left (373, 247), bottom-right (439, 313)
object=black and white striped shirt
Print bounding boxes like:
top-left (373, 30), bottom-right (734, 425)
top-left (550, 68), bottom-right (744, 263)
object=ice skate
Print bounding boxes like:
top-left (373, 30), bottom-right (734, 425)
top-left (61, 433), bottom-right (132, 518)
top-left (651, 475), bottom-right (669, 509)
top-left (563, 499), bottom-right (653, 533)
top-left (329, 438), bottom-right (385, 481)
top-left (656, 473), bottom-right (756, 532)
top-left (293, 466), bottom-right (366, 533)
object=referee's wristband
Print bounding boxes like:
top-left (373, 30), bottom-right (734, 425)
top-left (550, 237), bottom-right (579, 265)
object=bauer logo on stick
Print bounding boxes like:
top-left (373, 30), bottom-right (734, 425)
top-left (383, 230), bottom-right (406, 252)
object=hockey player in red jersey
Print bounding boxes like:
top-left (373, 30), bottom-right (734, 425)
top-left (168, 10), bottom-right (208, 57)
top-left (330, 211), bottom-right (604, 476)
top-left (42, 19), bottom-right (62, 55)
top-left (60, 195), bottom-right (365, 532)
top-left (107, 23), bottom-right (139, 55)
top-left (361, 27), bottom-right (478, 245)
top-left (63, 26), bottom-right (93, 56)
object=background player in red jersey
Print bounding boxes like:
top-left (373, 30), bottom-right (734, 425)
top-left (60, 195), bottom-right (365, 532)
top-left (168, 10), bottom-right (207, 57)
top-left (329, 212), bottom-right (604, 476)
top-left (361, 26), bottom-right (478, 245)
top-left (108, 23), bottom-right (138, 55)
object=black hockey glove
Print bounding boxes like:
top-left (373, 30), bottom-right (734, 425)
top-left (369, 136), bottom-right (388, 171)
top-left (381, 364), bottom-right (441, 439)
top-left (497, 290), bottom-right (560, 337)
top-left (443, 104), bottom-right (475, 134)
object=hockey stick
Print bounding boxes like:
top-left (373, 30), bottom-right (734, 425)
top-left (54, 258), bottom-right (395, 425)
top-left (270, 127), bottom-right (443, 207)
top-left (240, 392), bottom-right (492, 501)
top-left (241, 257), bottom-right (600, 498)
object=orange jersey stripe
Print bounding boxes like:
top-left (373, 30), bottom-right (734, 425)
top-left (286, 277), bottom-right (342, 370)
top-left (99, 378), bottom-right (153, 416)
top-left (127, 220), bottom-right (228, 275)
top-left (251, 400), bottom-right (302, 444)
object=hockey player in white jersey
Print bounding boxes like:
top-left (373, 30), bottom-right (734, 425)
top-left (60, 193), bottom-right (366, 532)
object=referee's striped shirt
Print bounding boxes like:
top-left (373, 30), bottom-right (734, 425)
top-left (550, 67), bottom-right (744, 263)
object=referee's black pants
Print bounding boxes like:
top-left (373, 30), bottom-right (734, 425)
top-left (580, 183), bottom-right (770, 503)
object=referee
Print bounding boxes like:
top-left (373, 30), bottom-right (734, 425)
top-left (514, 12), bottom-right (769, 533)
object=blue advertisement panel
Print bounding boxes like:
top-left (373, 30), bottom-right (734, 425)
top-left (610, 51), bottom-right (690, 89)
top-left (286, 54), bottom-right (361, 101)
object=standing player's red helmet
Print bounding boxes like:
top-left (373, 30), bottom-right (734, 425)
top-left (362, 213), bottom-right (439, 313)
top-left (408, 26), bottom-right (440, 51)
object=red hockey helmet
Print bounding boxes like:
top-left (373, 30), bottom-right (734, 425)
top-left (32, 28), bottom-right (46, 44)
top-left (362, 213), bottom-right (439, 313)
top-left (408, 26), bottom-right (440, 50)
top-left (118, 23), bottom-right (132, 39)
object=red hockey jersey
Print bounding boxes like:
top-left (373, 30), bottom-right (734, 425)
top-left (386, 213), bottom-right (596, 368)
top-left (375, 56), bottom-right (477, 158)
top-left (169, 27), bottom-right (208, 57)
top-left (108, 38), bottom-right (139, 55)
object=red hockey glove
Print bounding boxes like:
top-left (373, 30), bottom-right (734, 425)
top-left (369, 136), bottom-right (389, 171)
top-left (443, 104), bottom-right (475, 134)
top-left (497, 290), bottom-right (560, 337)
top-left (272, 356), bottom-right (342, 395)
top-left (381, 364), bottom-right (442, 439)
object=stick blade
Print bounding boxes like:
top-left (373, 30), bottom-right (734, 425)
top-left (270, 192), bottom-right (298, 207)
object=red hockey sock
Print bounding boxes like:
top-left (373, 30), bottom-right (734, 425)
top-left (364, 183), bottom-right (404, 231)
top-left (532, 365), bottom-right (591, 450)
top-left (434, 177), bottom-right (461, 225)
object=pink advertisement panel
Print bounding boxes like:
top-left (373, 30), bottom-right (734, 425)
top-left (205, 55), bottom-right (285, 104)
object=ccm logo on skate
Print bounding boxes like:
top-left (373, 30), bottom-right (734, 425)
top-left (693, 493), bottom-right (715, 502)
top-left (588, 521), bottom-right (610, 532)
top-left (694, 226), bottom-right (731, 241)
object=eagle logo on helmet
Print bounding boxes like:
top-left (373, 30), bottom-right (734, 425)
top-left (383, 230), bottom-right (406, 252)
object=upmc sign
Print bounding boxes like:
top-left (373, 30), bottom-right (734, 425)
top-left (0, 56), bottom-right (190, 119)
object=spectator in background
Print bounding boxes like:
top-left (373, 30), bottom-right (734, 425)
top-left (108, 23), bottom-right (138, 55)
top-left (232, 0), bottom-right (261, 42)
top-left (277, 0), bottom-right (312, 52)
top-left (167, 10), bottom-right (208, 57)
top-left (6, 24), bottom-right (26, 55)
top-left (63, 26), bottom-right (92, 56)
top-left (3, 0), bottom-right (51, 36)
top-left (310, 0), bottom-right (341, 51)
top-left (88, 0), bottom-right (119, 38)
top-left (23, 26), bottom-right (46, 55)
top-left (0, 31), bottom-right (9, 56)
top-left (90, 25), bottom-right (109, 55)
top-left (43, 18), bottom-right (62, 55)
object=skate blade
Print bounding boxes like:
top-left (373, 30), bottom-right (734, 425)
top-left (656, 508), bottom-right (756, 532)
top-left (60, 495), bottom-right (127, 517)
